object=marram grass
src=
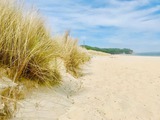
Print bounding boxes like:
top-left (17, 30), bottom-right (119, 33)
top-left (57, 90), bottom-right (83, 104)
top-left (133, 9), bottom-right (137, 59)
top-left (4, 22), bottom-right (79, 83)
top-left (0, 0), bottom-right (90, 119)
top-left (0, 0), bottom-right (90, 83)
top-left (0, 0), bottom-right (61, 85)
top-left (53, 32), bottom-right (91, 77)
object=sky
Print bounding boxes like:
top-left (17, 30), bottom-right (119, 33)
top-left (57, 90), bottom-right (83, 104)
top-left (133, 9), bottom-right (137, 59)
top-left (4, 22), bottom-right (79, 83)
top-left (25, 0), bottom-right (160, 52)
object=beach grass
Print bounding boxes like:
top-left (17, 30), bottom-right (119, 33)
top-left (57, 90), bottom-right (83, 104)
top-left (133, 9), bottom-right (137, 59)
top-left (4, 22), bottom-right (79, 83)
top-left (0, 0), bottom-right (61, 84)
top-left (0, 0), bottom-right (90, 119)
top-left (53, 31), bottom-right (90, 77)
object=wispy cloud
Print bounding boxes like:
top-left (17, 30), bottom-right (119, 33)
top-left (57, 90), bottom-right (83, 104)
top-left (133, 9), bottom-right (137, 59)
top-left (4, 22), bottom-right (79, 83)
top-left (26, 0), bottom-right (160, 52)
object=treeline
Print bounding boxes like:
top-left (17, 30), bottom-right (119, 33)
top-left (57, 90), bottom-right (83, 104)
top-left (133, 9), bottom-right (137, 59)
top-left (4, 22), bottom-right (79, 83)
top-left (82, 45), bottom-right (133, 54)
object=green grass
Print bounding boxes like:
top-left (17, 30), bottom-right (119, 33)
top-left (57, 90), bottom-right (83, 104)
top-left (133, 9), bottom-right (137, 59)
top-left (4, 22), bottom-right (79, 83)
top-left (82, 45), bottom-right (133, 54)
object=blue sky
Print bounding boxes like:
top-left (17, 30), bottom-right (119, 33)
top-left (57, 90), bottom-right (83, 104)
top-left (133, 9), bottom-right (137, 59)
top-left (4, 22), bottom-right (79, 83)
top-left (25, 0), bottom-right (160, 52)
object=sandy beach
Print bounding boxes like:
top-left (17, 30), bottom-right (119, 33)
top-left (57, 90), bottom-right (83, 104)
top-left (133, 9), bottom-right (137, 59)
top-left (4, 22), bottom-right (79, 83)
top-left (13, 55), bottom-right (160, 120)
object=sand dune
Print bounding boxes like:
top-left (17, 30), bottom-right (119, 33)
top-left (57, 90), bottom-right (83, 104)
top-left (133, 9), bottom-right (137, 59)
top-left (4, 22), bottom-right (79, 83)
top-left (13, 55), bottom-right (160, 120)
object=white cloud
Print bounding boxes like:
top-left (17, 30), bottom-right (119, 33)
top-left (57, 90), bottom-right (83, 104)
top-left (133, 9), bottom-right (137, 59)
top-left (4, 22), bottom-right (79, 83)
top-left (36, 0), bottom-right (160, 33)
top-left (26, 0), bottom-right (160, 52)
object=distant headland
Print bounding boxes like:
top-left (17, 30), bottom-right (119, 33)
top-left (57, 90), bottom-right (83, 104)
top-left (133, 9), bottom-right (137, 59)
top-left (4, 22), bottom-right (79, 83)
top-left (82, 45), bottom-right (133, 54)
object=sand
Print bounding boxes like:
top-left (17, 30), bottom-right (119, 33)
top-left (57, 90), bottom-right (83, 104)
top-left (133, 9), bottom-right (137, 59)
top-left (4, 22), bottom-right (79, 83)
top-left (13, 55), bottom-right (160, 120)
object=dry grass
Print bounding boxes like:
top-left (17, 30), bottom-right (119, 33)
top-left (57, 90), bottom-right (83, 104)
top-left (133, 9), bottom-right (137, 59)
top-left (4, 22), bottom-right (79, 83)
top-left (0, 1), bottom-right (61, 118)
top-left (0, 87), bottom-right (21, 119)
top-left (0, 0), bottom-right (61, 85)
top-left (0, 0), bottom-right (90, 119)
top-left (53, 32), bottom-right (90, 77)
top-left (0, 0), bottom-right (90, 82)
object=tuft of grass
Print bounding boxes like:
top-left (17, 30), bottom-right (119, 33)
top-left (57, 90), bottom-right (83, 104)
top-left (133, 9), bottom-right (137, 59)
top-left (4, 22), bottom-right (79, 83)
top-left (53, 32), bottom-right (90, 77)
top-left (0, 0), bottom-right (61, 85)
top-left (0, 88), bottom-right (19, 119)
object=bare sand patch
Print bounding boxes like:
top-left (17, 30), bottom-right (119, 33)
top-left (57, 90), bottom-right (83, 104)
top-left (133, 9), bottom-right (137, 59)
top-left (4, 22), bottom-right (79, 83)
top-left (13, 55), bottom-right (160, 120)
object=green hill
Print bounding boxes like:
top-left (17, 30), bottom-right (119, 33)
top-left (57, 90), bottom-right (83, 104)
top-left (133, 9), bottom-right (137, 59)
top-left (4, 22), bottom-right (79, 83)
top-left (82, 45), bottom-right (133, 54)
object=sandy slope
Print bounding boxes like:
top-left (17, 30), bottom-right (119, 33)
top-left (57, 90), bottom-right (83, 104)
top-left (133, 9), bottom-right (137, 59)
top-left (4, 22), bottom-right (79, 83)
top-left (13, 55), bottom-right (160, 120)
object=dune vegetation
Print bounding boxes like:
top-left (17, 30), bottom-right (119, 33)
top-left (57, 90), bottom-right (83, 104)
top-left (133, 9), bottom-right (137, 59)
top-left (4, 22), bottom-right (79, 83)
top-left (53, 31), bottom-right (90, 77)
top-left (0, 0), bottom-right (90, 119)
